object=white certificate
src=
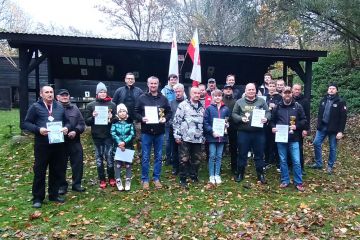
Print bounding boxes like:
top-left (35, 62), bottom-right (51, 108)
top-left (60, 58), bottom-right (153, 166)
top-left (46, 121), bottom-right (64, 144)
top-left (94, 106), bottom-right (108, 125)
top-left (144, 106), bottom-right (159, 124)
top-left (275, 124), bottom-right (289, 143)
top-left (114, 148), bottom-right (135, 163)
top-left (251, 109), bottom-right (265, 128)
top-left (212, 118), bottom-right (225, 137)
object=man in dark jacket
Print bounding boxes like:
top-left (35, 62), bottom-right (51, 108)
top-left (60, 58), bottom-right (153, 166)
top-left (310, 83), bottom-right (347, 174)
top-left (222, 84), bottom-right (237, 174)
top-left (292, 84), bottom-right (310, 172)
top-left (24, 86), bottom-right (70, 208)
top-left (169, 83), bottom-right (185, 175)
top-left (270, 87), bottom-right (307, 192)
top-left (57, 89), bottom-right (86, 194)
top-left (135, 76), bottom-right (172, 190)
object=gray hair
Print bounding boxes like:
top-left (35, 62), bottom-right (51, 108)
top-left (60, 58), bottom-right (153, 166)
top-left (173, 83), bottom-right (184, 91)
top-left (147, 76), bottom-right (159, 83)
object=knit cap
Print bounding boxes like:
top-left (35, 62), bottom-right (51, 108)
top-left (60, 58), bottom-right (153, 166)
top-left (117, 103), bottom-right (128, 113)
top-left (96, 82), bottom-right (107, 94)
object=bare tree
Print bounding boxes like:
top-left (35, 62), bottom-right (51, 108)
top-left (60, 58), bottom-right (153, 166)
top-left (96, 0), bottom-right (177, 41)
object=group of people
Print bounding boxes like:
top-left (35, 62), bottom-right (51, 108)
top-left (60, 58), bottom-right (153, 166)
top-left (24, 72), bottom-right (347, 208)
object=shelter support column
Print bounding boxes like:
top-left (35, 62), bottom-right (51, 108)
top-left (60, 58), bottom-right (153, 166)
top-left (18, 48), bottom-right (30, 130)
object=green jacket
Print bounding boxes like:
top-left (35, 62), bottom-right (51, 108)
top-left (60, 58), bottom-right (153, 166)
top-left (232, 96), bottom-right (271, 132)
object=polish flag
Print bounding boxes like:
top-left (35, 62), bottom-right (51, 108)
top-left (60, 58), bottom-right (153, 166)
top-left (187, 29), bottom-right (201, 85)
top-left (168, 31), bottom-right (179, 77)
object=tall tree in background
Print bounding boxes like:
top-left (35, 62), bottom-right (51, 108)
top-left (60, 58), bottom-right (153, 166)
top-left (96, 0), bottom-right (177, 41)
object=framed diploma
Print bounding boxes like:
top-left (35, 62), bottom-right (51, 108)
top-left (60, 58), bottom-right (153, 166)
top-left (46, 121), bottom-right (64, 144)
top-left (144, 106), bottom-right (159, 124)
top-left (114, 148), bottom-right (135, 163)
top-left (275, 124), bottom-right (289, 143)
top-left (212, 118), bottom-right (225, 137)
top-left (94, 106), bottom-right (108, 125)
top-left (251, 109), bottom-right (265, 128)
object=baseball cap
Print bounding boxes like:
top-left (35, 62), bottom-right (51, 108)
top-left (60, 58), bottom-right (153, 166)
top-left (283, 86), bottom-right (292, 93)
top-left (223, 84), bottom-right (233, 89)
top-left (208, 78), bottom-right (216, 83)
top-left (57, 89), bottom-right (69, 95)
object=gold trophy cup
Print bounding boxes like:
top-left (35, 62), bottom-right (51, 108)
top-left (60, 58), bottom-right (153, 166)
top-left (158, 108), bottom-right (165, 122)
top-left (244, 112), bottom-right (250, 122)
top-left (289, 115), bottom-right (296, 134)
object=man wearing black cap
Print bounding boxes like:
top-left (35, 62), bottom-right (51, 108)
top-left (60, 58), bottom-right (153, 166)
top-left (222, 84), bottom-right (237, 174)
top-left (56, 89), bottom-right (86, 194)
top-left (310, 83), bottom-right (347, 174)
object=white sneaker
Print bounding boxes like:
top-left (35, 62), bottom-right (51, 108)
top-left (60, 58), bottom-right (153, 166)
top-left (215, 175), bottom-right (222, 184)
top-left (116, 178), bottom-right (124, 191)
top-left (209, 176), bottom-right (216, 184)
top-left (125, 178), bottom-right (131, 191)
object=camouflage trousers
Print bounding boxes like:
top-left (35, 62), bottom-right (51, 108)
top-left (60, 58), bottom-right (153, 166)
top-left (178, 142), bottom-right (202, 180)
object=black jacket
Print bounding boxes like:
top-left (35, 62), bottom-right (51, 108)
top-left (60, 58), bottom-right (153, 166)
top-left (23, 99), bottom-right (70, 144)
top-left (270, 100), bottom-right (307, 142)
top-left (294, 94), bottom-right (310, 131)
top-left (112, 85), bottom-right (143, 121)
top-left (63, 103), bottom-right (86, 142)
top-left (85, 98), bottom-right (117, 139)
top-left (135, 92), bottom-right (172, 135)
top-left (316, 94), bottom-right (347, 133)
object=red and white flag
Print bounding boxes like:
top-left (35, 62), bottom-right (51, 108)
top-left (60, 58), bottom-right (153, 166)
top-left (187, 29), bottom-right (201, 85)
top-left (168, 31), bottom-right (179, 77)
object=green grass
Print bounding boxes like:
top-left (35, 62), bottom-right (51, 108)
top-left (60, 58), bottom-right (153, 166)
top-left (0, 110), bottom-right (359, 239)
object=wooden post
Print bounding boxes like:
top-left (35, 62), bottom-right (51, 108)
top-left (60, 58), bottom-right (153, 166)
top-left (18, 48), bottom-right (30, 129)
top-left (304, 61), bottom-right (312, 112)
top-left (283, 62), bottom-right (288, 84)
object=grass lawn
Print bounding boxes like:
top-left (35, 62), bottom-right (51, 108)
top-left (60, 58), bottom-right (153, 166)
top-left (0, 109), bottom-right (359, 239)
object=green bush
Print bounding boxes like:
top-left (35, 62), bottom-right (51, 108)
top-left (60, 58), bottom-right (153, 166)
top-left (312, 50), bottom-right (360, 114)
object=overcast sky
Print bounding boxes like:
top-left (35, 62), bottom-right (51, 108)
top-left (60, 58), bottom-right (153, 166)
top-left (13, 0), bottom-right (114, 36)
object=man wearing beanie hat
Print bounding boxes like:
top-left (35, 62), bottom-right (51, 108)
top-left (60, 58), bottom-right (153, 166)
top-left (85, 82), bottom-right (117, 189)
top-left (310, 83), bottom-right (347, 174)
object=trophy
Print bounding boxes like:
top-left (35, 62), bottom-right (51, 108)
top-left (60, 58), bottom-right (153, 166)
top-left (158, 108), bottom-right (165, 122)
top-left (224, 117), bottom-right (229, 134)
top-left (108, 109), bottom-right (112, 123)
top-left (289, 115), bottom-right (296, 134)
top-left (244, 112), bottom-right (250, 122)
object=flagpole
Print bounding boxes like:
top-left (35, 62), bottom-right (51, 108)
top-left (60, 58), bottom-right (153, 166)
top-left (179, 51), bottom-right (188, 73)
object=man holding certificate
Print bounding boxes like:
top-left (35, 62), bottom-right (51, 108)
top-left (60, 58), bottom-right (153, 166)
top-left (134, 76), bottom-right (172, 190)
top-left (270, 87), bottom-right (307, 192)
top-left (232, 83), bottom-right (271, 184)
top-left (24, 86), bottom-right (70, 208)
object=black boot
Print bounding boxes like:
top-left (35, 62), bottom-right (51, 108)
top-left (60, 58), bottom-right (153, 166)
top-left (234, 167), bottom-right (245, 182)
top-left (257, 172), bottom-right (267, 184)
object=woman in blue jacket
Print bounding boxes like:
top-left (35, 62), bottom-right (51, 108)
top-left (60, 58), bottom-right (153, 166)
top-left (204, 89), bottom-right (230, 185)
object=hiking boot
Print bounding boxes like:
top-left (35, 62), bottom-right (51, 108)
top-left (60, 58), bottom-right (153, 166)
top-left (215, 175), bottom-right (222, 184)
top-left (154, 180), bottom-right (162, 189)
top-left (142, 181), bottom-right (149, 190)
top-left (116, 178), bottom-right (124, 191)
top-left (235, 167), bottom-right (245, 182)
top-left (48, 196), bottom-right (65, 203)
top-left (308, 163), bottom-right (322, 169)
top-left (32, 201), bottom-right (42, 208)
top-left (124, 178), bottom-right (131, 191)
top-left (109, 178), bottom-right (116, 187)
top-left (190, 176), bottom-right (199, 183)
top-left (180, 179), bottom-right (189, 190)
top-left (99, 180), bottom-right (107, 189)
top-left (58, 187), bottom-right (67, 195)
top-left (257, 173), bottom-right (267, 184)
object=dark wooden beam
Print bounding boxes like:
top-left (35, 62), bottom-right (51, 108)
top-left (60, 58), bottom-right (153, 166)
top-left (304, 61), bottom-right (312, 103)
top-left (35, 51), bottom-right (40, 99)
top-left (27, 52), bottom-right (47, 75)
top-left (18, 47), bottom-right (31, 129)
top-left (283, 62), bottom-right (288, 84)
top-left (287, 61), bottom-right (305, 83)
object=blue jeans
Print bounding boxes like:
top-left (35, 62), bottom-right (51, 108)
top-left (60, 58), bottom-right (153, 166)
top-left (237, 131), bottom-right (265, 173)
top-left (93, 138), bottom-right (114, 181)
top-left (141, 133), bottom-right (164, 182)
top-left (208, 143), bottom-right (225, 176)
top-left (277, 142), bottom-right (302, 185)
top-left (313, 129), bottom-right (337, 168)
